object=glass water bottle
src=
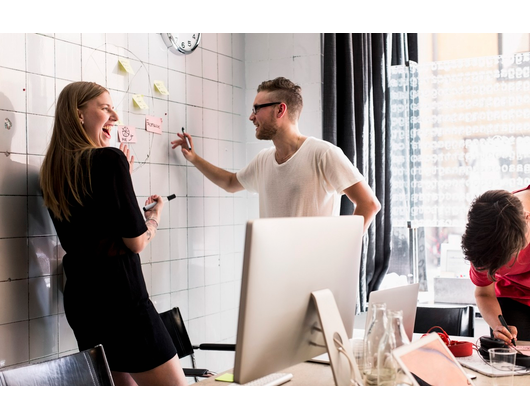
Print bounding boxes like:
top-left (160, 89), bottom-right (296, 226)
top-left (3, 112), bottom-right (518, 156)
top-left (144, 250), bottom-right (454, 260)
top-left (389, 309), bottom-right (410, 348)
top-left (375, 310), bottom-right (408, 386)
top-left (363, 303), bottom-right (387, 386)
top-left (386, 310), bottom-right (414, 385)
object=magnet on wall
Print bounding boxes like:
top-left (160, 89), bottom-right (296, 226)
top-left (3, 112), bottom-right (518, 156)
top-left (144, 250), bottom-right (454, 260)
top-left (4, 118), bottom-right (12, 130)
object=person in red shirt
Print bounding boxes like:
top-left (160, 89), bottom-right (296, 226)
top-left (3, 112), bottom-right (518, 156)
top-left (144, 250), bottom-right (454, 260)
top-left (461, 186), bottom-right (530, 342)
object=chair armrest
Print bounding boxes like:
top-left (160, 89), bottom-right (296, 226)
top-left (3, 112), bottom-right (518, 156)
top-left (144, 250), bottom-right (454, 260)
top-left (195, 343), bottom-right (236, 351)
top-left (183, 368), bottom-right (215, 377)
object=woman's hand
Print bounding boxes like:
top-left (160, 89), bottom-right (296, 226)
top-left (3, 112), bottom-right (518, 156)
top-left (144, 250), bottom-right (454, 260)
top-left (144, 194), bottom-right (164, 222)
top-left (120, 142), bottom-right (135, 175)
top-left (123, 194), bottom-right (163, 254)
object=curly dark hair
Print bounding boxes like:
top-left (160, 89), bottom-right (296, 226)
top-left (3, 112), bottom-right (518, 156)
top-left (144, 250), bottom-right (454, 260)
top-left (461, 189), bottom-right (527, 281)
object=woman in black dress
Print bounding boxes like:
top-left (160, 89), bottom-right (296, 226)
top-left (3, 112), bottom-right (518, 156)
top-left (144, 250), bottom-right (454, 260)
top-left (40, 81), bottom-right (186, 385)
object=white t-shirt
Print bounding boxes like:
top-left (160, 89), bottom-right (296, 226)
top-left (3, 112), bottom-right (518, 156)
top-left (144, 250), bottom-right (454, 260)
top-left (236, 137), bottom-right (364, 217)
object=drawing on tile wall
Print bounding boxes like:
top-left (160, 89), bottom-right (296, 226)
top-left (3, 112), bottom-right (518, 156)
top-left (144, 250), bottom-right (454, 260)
top-left (84, 44), bottom-right (169, 172)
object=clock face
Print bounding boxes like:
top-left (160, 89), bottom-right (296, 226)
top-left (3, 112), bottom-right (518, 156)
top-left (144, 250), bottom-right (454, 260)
top-left (161, 33), bottom-right (201, 55)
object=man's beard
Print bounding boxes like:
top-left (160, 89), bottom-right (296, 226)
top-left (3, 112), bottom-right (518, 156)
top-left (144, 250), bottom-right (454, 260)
top-left (255, 121), bottom-right (277, 140)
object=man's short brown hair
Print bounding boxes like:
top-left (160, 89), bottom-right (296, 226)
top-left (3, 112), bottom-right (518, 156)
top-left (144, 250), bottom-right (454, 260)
top-left (257, 77), bottom-right (303, 122)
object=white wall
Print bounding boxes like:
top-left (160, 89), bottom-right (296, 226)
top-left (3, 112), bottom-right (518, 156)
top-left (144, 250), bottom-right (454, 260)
top-left (0, 32), bottom-right (321, 378)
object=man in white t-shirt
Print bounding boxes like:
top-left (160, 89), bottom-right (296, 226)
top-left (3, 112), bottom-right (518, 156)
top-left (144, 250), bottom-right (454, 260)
top-left (171, 77), bottom-right (380, 233)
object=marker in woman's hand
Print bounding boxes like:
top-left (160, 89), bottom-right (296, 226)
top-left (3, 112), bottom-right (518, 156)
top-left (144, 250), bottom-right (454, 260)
top-left (143, 194), bottom-right (176, 211)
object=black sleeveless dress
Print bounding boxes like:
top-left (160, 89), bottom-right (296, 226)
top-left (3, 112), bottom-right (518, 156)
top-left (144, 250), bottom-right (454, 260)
top-left (51, 147), bottom-right (176, 372)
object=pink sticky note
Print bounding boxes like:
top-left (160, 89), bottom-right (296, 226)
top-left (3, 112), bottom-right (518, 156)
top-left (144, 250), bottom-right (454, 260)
top-left (117, 125), bottom-right (136, 143)
top-left (145, 115), bottom-right (162, 134)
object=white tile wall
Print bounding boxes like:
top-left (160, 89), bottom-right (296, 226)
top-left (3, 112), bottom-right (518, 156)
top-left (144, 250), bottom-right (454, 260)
top-left (0, 33), bottom-right (321, 378)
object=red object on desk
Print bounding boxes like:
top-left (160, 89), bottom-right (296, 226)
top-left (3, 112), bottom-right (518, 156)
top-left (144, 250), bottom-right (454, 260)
top-left (422, 326), bottom-right (473, 357)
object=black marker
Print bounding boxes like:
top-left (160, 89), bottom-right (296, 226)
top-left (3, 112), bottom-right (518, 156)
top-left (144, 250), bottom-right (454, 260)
top-left (143, 194), bottom-right (176, 211)
top-left (498, 314), bottom-right (517, 347)
top-left (182, 127), bottom-right (191, 150)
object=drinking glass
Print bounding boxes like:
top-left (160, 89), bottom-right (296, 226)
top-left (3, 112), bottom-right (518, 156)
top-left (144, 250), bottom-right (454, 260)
top-left (488, 347), bottom-right (517, 386)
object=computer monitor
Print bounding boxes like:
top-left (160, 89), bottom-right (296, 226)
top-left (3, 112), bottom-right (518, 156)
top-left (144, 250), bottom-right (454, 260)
top-left (233, 216), bottom-right (364, 384)
top-left (365, 283), bottom-right (419, 341)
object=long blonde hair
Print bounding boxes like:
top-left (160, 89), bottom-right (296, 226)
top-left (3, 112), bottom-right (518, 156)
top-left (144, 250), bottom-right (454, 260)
top-left (40, 82), bottom-right (108, 221)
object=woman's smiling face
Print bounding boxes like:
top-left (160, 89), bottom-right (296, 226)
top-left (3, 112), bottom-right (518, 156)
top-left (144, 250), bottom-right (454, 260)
top-left (77, 91), bottom-right (118, 147)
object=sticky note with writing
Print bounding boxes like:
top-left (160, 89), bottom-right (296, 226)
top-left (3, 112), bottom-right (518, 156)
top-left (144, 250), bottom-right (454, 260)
top-left (145, 116), bottom-right (162, 134)
top-left (118, 58), bottom-right (135, 75)
top-left (132, 94), bottom-right (148, 110)
top-left (117, 125), bottom-right (136, 143)
top-left (154, 80), bottom-right (169, 95)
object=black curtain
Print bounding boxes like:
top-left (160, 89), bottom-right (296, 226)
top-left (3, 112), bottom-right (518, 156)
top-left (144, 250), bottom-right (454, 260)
top-left (322, 33), bottom-right (418, 312)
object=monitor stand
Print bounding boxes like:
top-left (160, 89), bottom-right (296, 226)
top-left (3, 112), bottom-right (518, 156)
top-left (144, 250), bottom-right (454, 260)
top-left (311, 289), bottom-right (363, 386)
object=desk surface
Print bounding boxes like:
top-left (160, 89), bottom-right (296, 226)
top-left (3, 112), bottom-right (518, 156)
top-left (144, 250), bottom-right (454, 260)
top-left (192, 361), bottom-right (530, 386)
top-left (192, 337), bottom-right (530, 386)
top-left (192, 361), bottom-right (335, 386)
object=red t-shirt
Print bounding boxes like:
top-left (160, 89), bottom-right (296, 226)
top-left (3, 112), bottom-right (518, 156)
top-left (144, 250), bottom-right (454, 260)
top-left (469, 185), bottom-right (530, 306)
top-left (470, 245), bottom-right (530, 306)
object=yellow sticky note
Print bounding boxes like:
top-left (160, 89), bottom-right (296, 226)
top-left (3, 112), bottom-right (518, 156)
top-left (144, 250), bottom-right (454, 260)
top-left (118, 58), bottom-right (135, 75)
top-left (214, 373), bottom-right (234, 383)
top-left (132, 94), bottom-right (149, 110)
top-left (154, 80), bottom-right (169, 95)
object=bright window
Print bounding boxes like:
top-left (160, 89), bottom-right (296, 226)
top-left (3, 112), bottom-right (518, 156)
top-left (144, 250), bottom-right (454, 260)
top-left (384, 34), bottom-right (530, 303)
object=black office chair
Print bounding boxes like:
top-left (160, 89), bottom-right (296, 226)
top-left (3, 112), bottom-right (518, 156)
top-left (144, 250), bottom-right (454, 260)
top-left (413, 305), bottom-right (475, 337)
top-left (159, 307), bottom-right (235, 382)
top-left (0, 344), bottom-right (113, 386)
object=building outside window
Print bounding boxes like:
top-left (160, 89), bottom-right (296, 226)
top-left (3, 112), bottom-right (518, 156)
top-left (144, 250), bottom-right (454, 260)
top-left (384, 33), bottom-right (530, 305)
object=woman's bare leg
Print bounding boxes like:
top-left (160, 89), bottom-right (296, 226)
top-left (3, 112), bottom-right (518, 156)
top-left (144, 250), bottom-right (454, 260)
top-left (111, 371), bottom-right (138, 386)
top-left (130, 355), bottom-right (187, 386)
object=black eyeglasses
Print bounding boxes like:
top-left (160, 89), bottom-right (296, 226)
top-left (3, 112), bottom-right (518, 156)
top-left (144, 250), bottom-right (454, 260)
top-left (251, 102), bottom-right (281, 115)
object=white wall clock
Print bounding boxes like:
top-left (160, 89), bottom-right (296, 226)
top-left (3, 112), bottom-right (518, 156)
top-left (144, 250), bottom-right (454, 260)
top-left (161, 33), bottom-right (201, 55)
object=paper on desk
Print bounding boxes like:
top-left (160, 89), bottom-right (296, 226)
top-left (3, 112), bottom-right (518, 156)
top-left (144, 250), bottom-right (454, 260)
top-left (516, 345), bottom-right (530, 356)
top-left (215, 373), bottom-right (234, 383)
top-left (459, 352), bottom-right (530, 377)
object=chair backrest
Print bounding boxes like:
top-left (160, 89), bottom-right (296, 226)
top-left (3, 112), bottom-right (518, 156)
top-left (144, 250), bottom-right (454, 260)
top-left (159, 307), bottom-right (235, 380)
top-left (0, 345), bottom-right (114, 386)
top-left (159, 307), bottom-right (194, 358)
top-left (413, 305), bottom-right (475, 337)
